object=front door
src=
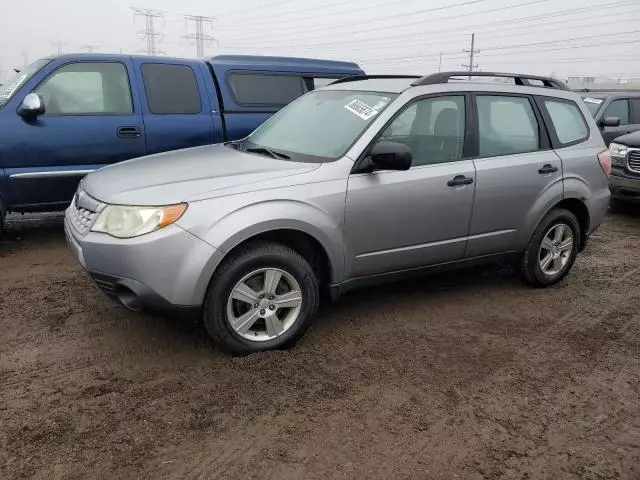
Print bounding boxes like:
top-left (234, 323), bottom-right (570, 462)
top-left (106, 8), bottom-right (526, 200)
top-left (600, 98), bottom-right (639, 145)
top-left (345, 95), bottom-right (476, 279)
top-left (6, 60), bottom-right (146, 208)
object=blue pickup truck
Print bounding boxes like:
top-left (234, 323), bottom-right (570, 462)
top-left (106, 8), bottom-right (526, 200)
top-left (0, 53), bottom-right (363, 232)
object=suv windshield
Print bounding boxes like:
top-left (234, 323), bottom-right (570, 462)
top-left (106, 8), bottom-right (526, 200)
top-left (244, 90), bottom-right (397, 160)
top-left (0, 58), bottom-right (51, 108)
top-left (581, 96), bottom-right (605, 117)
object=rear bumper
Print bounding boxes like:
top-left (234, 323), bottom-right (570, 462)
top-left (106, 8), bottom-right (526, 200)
top-left (610, 168), bottom-right (640, 203)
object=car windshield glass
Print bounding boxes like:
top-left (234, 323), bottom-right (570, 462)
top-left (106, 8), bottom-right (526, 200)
top-left (581, 96), bottom-right (605, 117)
top-left (244, 90), bottom-right (397, 161)
top-left (0, 58), bottom-right (51, 107)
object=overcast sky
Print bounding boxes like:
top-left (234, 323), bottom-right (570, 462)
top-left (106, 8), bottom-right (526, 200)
top-left (1, 0), bottom-right (638, 82)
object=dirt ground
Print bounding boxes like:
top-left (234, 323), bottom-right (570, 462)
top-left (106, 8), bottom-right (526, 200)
top-left (1, 210), bottom-right (639, 480)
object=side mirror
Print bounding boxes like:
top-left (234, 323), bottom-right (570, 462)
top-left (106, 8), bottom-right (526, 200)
top-left (369, 141), bottom-right (412, 171)
top-left (18, 93), bottom-right (45, 118)
top-left (599, 116), bottom-right (620, 128)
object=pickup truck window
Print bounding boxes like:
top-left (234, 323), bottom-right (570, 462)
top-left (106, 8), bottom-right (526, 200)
top-left (246, 90), bottom-right (396, 160)
top-left (141, 63), bottom-right (202, 114)
top-left (34, 62), bottom-right (132, 115)
top-left (0, 58), bottom-right (51, 107)
top-left (228, 73), bottom-right (307, 106)
top-left (604, 99), bottom-right (629, 125)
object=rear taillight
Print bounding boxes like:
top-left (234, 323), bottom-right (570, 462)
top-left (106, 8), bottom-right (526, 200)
top-left (598, 149), bottom-right (612, 177)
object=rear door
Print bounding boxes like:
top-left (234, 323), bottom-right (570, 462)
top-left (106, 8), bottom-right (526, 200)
top-left (133, 59), bottom-right (223, 155)
top-left (466, 93), bottom-right (563, 257)
top-left (5, 59), bottom-right (146, 207)
top-left (600, 98), bottom-right (636, 145)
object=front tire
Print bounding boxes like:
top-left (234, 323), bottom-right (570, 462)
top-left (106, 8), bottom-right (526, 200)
top-left (522, 209), bottom-right (581, 288)
top-left (203, 241), bottom-right (319, 355)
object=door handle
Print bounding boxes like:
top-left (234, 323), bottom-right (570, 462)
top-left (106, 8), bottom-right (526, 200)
top-left (117, 126), bottom-right (141, 139)
top-left (447, 175), bottom-right (474, 187)
top-left (538, 164), bottom-right (558, 174)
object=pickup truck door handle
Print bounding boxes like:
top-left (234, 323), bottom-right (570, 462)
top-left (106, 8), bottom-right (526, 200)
top-left (447, 175), bottom-right (474, 187)
top-left (538, 164), bottom-right (558, 174)
top-left (117, 126), bottom-right (141, 139)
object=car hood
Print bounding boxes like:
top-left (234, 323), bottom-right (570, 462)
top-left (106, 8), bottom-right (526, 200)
top-left (82, 144), bottom-right (321, 205)
top-left (612, 131), bottom-right (640, 148)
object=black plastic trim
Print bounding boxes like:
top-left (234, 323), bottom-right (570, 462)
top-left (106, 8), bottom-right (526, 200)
top-left (330, 74), bottom-right (421, 85)
top-left (89, 271), bottom-right (200, 320)
top-left (330, 252), bottom-right (517, 299)
top-left (412, 71), bottom-right (570, 90)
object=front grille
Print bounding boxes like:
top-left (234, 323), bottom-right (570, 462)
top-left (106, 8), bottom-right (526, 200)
top-left (69, 198), bottom-right (97, 234)
top-left (628, 149), bottom-right (640, 173)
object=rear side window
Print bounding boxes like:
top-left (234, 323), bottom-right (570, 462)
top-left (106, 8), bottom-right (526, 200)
top-left (543, 99), bottom-right (589, 145)
top-left (228, 73), bottom-right (307, 105)
top-left (141, 63), bottom-right (202, 114)
top-left (603, 99), bottom-right (629, 125)
top-left (477, 95), bottom-right (539, 157)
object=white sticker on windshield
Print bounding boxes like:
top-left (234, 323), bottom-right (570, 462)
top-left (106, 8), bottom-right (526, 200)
top-left (371, 97), bottom-right (390, 110)
top-left (583, 97), bottom-right (604, 104)
top-left (344, 99), bottom-right (379, 120)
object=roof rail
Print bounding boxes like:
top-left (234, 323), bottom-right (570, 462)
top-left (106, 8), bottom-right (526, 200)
top-left (411, 71), bottom-right (570, 90)
top-left (330, 74), bottom-right (421, 85)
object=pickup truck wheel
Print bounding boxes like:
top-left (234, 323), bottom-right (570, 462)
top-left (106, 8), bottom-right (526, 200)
top-left (203, 241), bottom-right (319, 355)
top-left (522, 209), bottom-right (580, 288)
top-left (609, 197), bottom-right (629, 213)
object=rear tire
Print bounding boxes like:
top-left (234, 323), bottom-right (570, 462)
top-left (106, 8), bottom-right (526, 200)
top-left (522, 209), bottom-right (581, 288)
top-left (203, 241), bottom-right (319, 355)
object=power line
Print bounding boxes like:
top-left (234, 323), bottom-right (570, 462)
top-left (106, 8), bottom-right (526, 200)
top-left (131, 7), bottom-right (165, 56)
top-left (215, 0), bottom-right (297, 18)
top-left (223, 0), bottom-right (545, 43)
top-left (51, 41), bottom-right (66, 56)
top-left (223, 0), bottom-right (635, 48)
top-left (247, 6), bottom-right (640, 55)
top-left (183, 15), bottom-right (218, 58)
top-left (236, 0), bottom-right (488, 28)
top-left (365, 38), bottom-right (640, 66)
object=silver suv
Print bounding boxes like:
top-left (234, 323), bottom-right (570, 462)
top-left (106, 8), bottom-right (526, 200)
top-left (65, 72), bottom-right (612, 355)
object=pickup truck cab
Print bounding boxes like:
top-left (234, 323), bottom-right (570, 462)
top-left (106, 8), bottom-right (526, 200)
top-left (579, 90), bottom-right (640, 145)
top-left (0, 53), bottom-right (363, 232)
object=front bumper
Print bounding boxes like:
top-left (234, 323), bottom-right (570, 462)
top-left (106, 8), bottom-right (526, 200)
top-left (64, 208), bottom-right (224, 314)
top-left (610, 168), bottom-right (640, 203)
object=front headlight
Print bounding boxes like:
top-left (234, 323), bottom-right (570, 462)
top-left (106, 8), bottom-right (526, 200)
top-left (609, 142), bottom-right (628, 166)
top-left (91, 203), bottom-right (187, 238)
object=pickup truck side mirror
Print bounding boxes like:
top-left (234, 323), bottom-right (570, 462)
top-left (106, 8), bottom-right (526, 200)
top-left (369, 141), bottom-right (412, 171)
top-left (599, 116), bottom-right (620, 128)
top-left (18, 93), bottom-right (46, 118)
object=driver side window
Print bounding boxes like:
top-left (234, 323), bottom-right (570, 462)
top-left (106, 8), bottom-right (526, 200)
top-left (33, 62), bottom-right (133, 115)
top-left (378, 95), bottom-right (465, 166)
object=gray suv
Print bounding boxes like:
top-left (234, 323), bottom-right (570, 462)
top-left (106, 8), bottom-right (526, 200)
top-left (65, 72), bottom-right (611, 355)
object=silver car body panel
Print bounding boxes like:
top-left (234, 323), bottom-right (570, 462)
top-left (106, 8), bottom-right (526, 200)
top-left (65, 78), bottom-right (611, 309)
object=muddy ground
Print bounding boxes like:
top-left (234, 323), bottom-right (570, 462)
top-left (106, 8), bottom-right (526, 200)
top-left (1, 211), bottom-right (639, 480)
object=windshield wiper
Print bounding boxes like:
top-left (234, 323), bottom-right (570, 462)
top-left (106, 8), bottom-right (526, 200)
top-left (246, 147), bottom-right (290, 160)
